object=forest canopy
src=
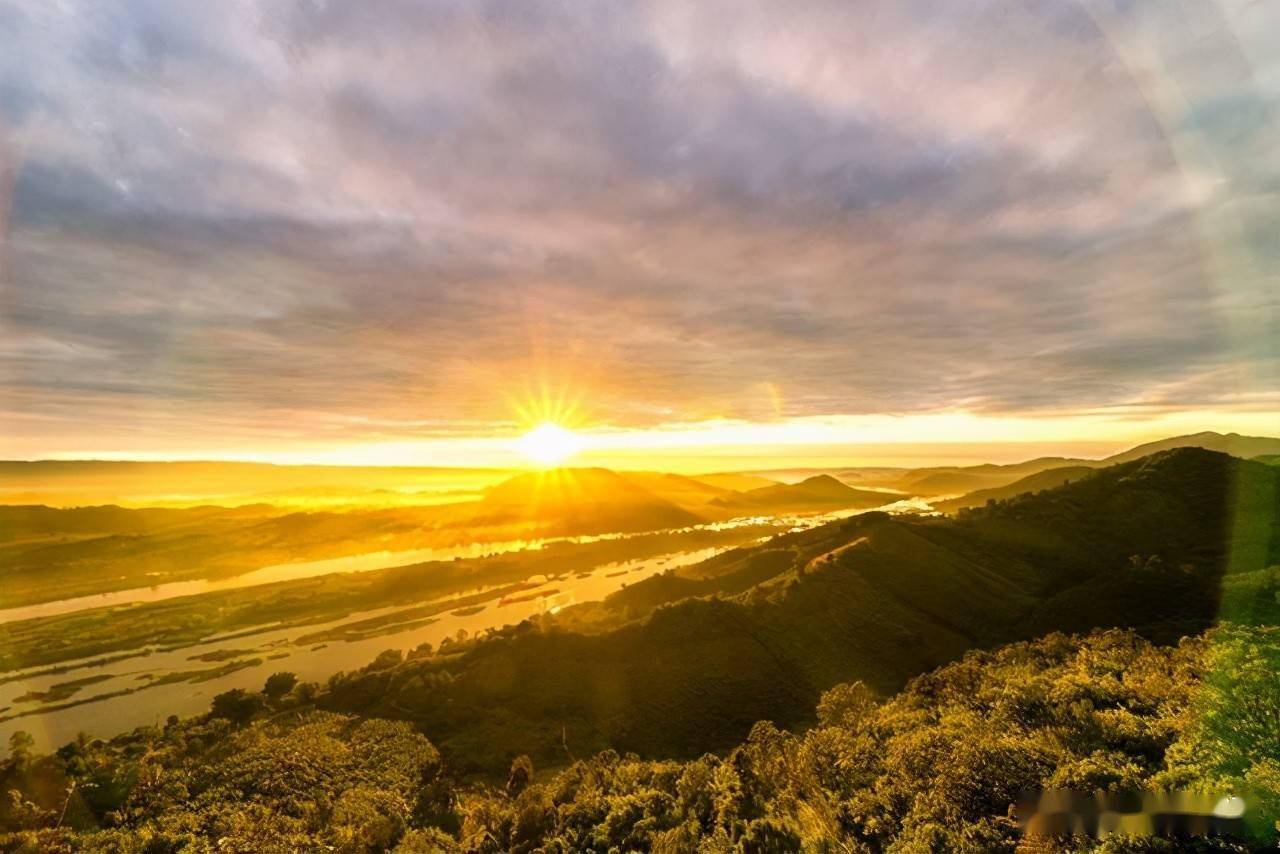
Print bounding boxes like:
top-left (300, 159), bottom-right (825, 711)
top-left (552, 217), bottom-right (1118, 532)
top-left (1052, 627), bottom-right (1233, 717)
top-left (0, 623), bottom-right (1275, 852)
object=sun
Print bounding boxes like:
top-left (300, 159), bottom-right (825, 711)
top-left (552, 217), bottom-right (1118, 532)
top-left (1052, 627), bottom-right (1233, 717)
top-left (517, 422), bottom-right (584, 466)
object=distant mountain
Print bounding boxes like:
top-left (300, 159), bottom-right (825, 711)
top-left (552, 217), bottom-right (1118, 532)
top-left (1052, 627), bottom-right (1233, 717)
top-left (900, 458), bottom-right (1087, 496)
top-left (329, 447), bottom-right (1280, 772)
top-left (932, 465), bottom-right (1095, 512)
top-left (610, 471), bottom-right (737, 513)
top-left (687, 472), bottom-right (780, 493)
top-left (478, 468), bottom-right (903, 526)
top-left (1098, 431), bottom-right (1280, 465)
top-left (476, 468), bottom-right (705, 531)
top-left (711, 474), bottom-right (903, 512)
top-left (843, 431), bottom-right (1280, 497)
top-left (840, 456), bottom-right (1092, 496)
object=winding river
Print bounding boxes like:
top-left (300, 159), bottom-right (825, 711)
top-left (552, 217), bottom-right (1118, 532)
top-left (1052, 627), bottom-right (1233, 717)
top-left (0, 500), bottom-right (931, 750)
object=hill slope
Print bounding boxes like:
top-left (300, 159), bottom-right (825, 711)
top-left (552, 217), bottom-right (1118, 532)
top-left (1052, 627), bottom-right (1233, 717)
top-left (8, 624), bottom-right (1278, 851)
top-left (933, 465), bottom-right (1095, 512)
top-left (841, 431), bottom-right (1280, 497)
top-left (476, 468), bottom-right (706, 531)
top-left (610, 471), bottom-right (737, 513)
top-left (711, 474), bottom-right (903, 512)
top-left (882, 457), bottom-right (1089, 496)
top-left (325, 448), bottom-right (1280, 771)
top-left (1100, 431), bottom-right (1280, 465)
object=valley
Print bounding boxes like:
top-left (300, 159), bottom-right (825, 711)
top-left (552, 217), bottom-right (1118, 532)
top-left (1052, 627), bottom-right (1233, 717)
top-left (0, 433), bottom-right (1276, 849)
top-left (0, 490), bottom-right (923, 750)
top-left (320, 447), bottom-right (1280, 772)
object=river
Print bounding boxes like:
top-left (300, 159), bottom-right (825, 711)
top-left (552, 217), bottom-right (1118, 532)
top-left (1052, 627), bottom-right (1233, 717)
top-left (0, 500), bottom-right (931, 750)
top-left (0, 514), bottom-right (797, 625)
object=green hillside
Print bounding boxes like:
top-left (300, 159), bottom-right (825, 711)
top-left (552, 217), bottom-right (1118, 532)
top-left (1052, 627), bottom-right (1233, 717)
top-left (7, 624), bottom-right (1274, 851)
top-left (932, 465), bottom-right (1095, 512)
top-left (320, 448), bottom-right (1280, 772)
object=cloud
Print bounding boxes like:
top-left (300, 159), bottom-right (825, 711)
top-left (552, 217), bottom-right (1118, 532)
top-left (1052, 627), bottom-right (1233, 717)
top-left (0, 0), bottom-right (1276, 455)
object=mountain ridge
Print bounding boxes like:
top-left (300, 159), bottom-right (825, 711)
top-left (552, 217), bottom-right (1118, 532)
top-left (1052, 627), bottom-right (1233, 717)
top-left (324, 447), bottom-right (1280, 771)
top-left (710, 473), bottom-right (903, 512)
top-left (843, 431), bottom-right (1280, 497)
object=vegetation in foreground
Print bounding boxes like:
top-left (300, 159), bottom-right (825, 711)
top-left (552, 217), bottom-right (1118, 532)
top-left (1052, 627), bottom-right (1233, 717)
top-left (0, 624), bottom-right (1275, 852)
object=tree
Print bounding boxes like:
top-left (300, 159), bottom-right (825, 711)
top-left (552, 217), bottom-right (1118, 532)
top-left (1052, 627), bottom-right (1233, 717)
top-left (740, 818), bottom-right (801, 853)
top-left (816, 681), bottom-right (877, 729)
top-left (7, 731), bottom-right (33, 767)
top-left (394, 827), bottom-right (461, 852)
top-left (210, 689), bottom-right (265, 724)
top-left (506, 755), bottom-right (534, 797)
top-left (263, 672), bottom-right (298, 699)
top-left (369, 649), bottom-right (404, 671)
top-left (4, 789), bottom-right (53, 831)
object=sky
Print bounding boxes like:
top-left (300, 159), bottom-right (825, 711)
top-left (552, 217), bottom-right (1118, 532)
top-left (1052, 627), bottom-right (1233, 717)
top-left (0, 0), bottom-right (1277, 469)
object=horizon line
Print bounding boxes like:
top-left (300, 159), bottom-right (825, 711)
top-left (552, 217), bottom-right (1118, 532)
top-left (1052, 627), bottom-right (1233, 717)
top-left (2, 429), bottom-right (1272, 474)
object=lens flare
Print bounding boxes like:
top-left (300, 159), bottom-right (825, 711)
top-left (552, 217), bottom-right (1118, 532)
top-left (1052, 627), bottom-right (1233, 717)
top-left (517, 423), bottom-right (584, 466)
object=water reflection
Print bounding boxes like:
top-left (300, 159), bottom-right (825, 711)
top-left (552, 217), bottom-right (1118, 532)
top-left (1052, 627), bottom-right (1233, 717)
top-left (0, 499), bottom-right (931, 749)
top-left (0, 508), bottom-right (885, 624)
top-left (0, 544), bottom-right (728, 749)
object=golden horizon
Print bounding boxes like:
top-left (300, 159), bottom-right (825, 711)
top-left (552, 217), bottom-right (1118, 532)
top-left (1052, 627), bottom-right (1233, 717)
top-left (10, 408), bottom-right (1278, 473)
